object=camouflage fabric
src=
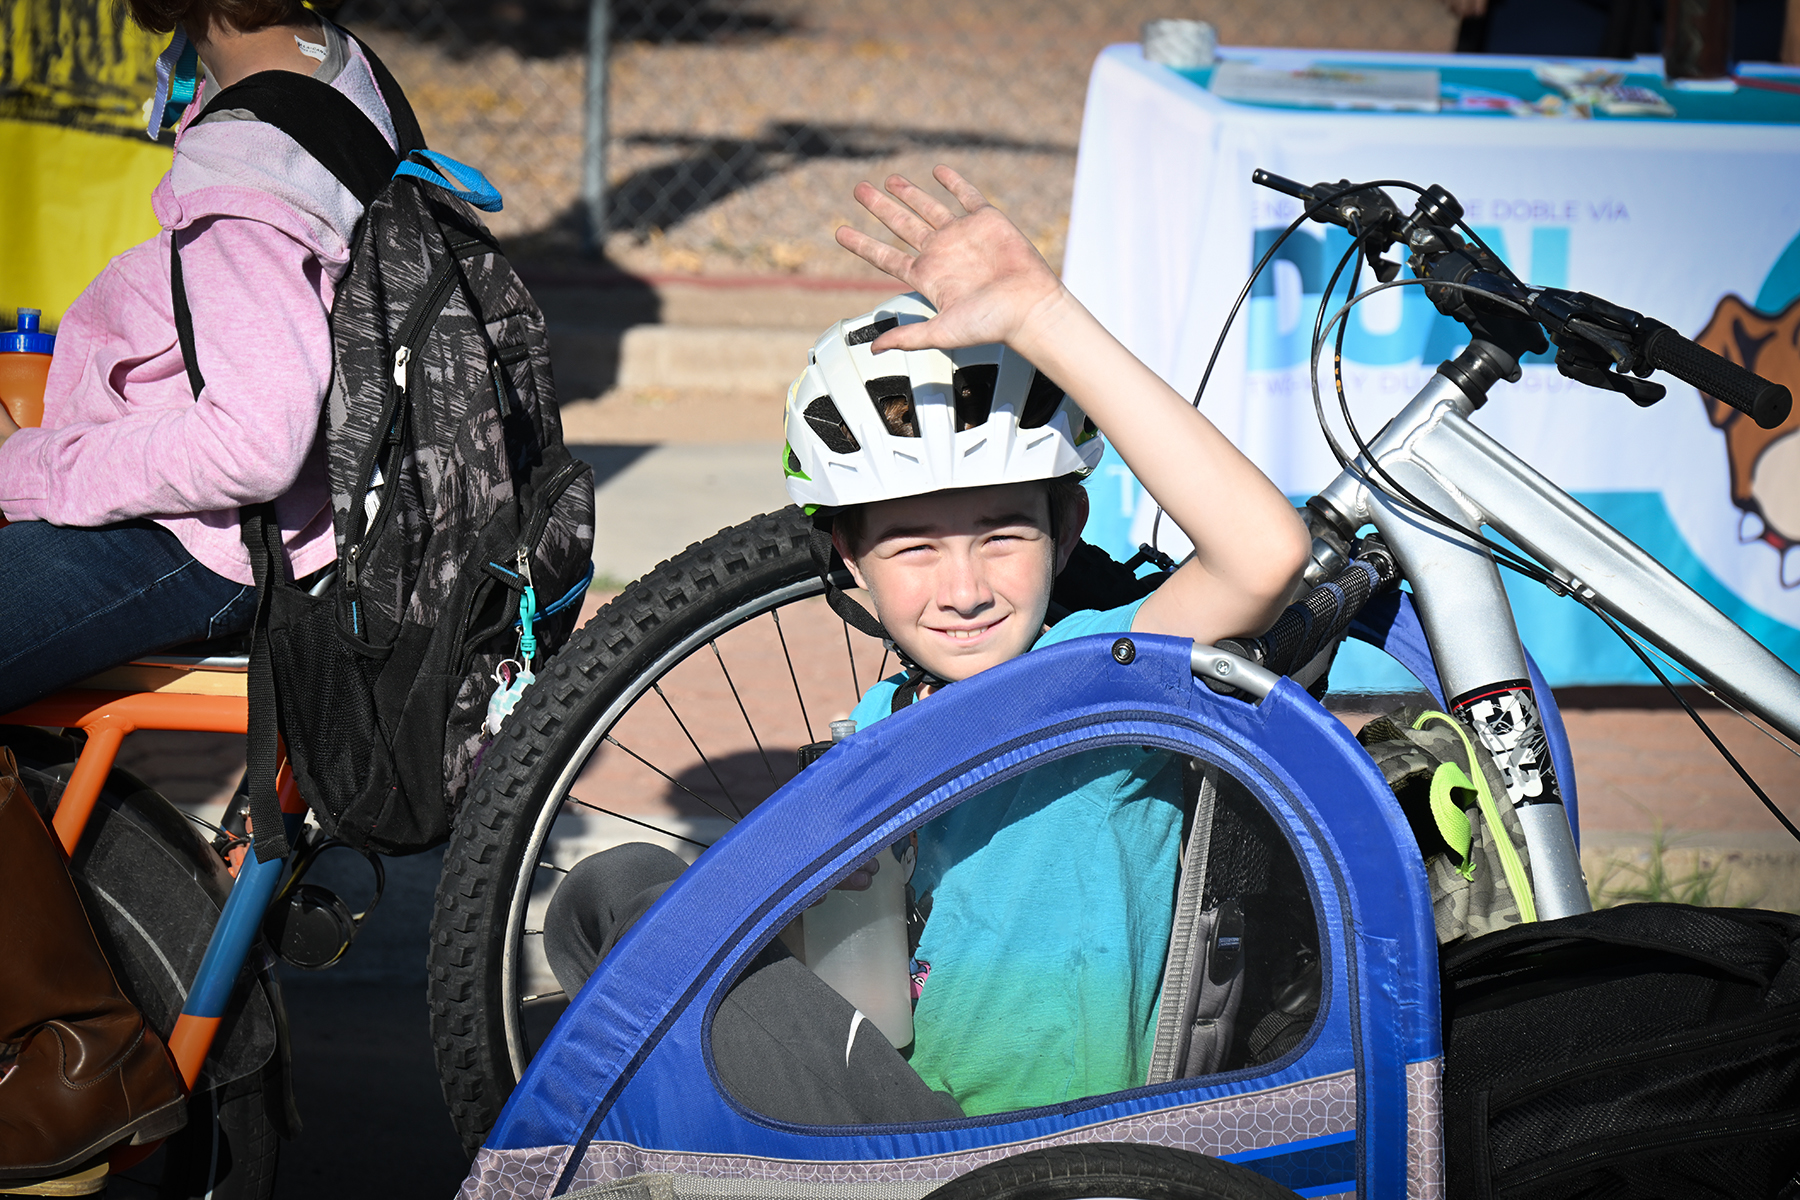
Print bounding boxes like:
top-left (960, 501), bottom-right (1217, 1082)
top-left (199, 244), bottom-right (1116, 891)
top-left (272, 175), bottom-right (594, 855)
top-left (1358, 706), bottom-right (1536, 944)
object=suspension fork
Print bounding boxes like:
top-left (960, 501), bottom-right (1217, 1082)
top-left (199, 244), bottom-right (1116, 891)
top-left (1360, 465), bottom-right (1591, 918)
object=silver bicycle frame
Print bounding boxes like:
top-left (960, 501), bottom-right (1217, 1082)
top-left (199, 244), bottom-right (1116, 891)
top-left (1313, 370), bottom-right (1800, 918)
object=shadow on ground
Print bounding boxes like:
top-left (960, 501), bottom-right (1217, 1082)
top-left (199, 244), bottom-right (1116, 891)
top-left (336, 0), bottom-right (791, 59)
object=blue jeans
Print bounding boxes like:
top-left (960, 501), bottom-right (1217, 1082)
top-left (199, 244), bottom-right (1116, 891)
top-left (0, 520), bottom-right (256, 713)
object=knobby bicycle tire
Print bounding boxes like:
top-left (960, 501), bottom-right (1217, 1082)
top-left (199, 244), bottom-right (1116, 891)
top-left (428, 506), bottom-right (880, 1153)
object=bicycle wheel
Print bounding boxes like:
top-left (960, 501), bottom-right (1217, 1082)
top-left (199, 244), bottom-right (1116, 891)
top-left (155, 1069), bottom-right (281, 1200)
top-left (429, 506), bottom-right (891, 1152)
top-left (923, 1144), bottom-right (1302, 1199)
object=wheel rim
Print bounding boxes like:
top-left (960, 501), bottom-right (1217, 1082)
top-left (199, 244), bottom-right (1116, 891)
top-left (500, 575), bottom-right (891, 1077)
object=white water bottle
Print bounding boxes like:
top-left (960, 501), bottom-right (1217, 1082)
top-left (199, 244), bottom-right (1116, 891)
top-left (802, 838), bottom-right (914, 1049)
top-left (796, 718), bottom-right (915, 1049)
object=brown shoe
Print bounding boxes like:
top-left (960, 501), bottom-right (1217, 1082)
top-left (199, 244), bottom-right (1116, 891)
top-left (0, 751), bottom-right (187, 1182)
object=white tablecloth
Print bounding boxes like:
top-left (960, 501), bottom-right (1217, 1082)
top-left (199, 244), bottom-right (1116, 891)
top-left (1064, 45), bottom-right (1800, 687)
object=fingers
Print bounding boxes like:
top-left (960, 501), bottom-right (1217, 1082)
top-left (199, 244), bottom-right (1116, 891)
top-left (854, 180), bottom-right (938, 250)
top-left (884, 174), bottom-right (958, 230)
top-left (835, 224), bottom-right (915, 284)
top-left (932, 165), bottom-right (990, 214)
top-left (869, 320), bottom-right (938, 355)
top-left (833, 857), bottom-right (881, 892)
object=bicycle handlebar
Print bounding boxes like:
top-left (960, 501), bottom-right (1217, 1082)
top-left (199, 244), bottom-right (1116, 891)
top-left (1639, 320), bottom-right (1793, 429)
top-left (1254, 171), bottom-right (1794, 429)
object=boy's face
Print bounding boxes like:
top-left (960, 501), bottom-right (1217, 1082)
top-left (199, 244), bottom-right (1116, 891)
top-left (836, 481), bottom-right (1084, 683)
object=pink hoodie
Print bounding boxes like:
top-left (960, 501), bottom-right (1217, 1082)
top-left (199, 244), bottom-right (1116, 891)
top-left (0, 32), bottom-right (396, 586)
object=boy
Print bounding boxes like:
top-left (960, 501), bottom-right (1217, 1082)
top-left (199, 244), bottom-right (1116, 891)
top-left (545, 167), bottom-right (1307, 1122)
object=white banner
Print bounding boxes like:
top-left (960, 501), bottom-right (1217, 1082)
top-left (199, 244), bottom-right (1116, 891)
top-left (1065, 45), bottom-right (1800, 687)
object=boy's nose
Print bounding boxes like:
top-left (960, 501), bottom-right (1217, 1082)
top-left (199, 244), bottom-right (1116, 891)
top-left (938, 549), bottom-right (992, 614)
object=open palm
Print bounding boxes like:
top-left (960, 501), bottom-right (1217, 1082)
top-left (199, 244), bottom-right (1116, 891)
top-left (835, 167), bottom-right (1064, 355)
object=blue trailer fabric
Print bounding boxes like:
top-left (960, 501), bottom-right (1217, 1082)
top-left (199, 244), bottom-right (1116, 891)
top-left (479, 632), bottom-right (1443, 1198)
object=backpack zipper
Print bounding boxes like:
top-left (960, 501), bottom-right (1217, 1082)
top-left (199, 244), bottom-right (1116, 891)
top-left (518, 456), bottom-right (588, 563)
top-left (341, 253), bottom-right (466, 600)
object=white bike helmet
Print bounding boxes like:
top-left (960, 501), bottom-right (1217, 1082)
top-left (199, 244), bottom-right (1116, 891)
top-left (782, 293), bottom-right (1104, 512)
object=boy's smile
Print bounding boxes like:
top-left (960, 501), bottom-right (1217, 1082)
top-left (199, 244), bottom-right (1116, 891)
top-left (836, 482), bottom-right (1082, 684)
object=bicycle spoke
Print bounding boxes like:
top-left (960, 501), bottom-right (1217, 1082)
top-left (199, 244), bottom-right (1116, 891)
top-left (710, 639), bottom-right (777, 784)
top-left (843, 620), bottom-right (859, 699)
top-left (652, 683), bottom-right (742, 817)
top-left (524, 928), bottom-right (543, 936)
top-left (564, 793), bottom-right (715, 849)
top-left (769, 608), bottom-right (815, 742)
top-left (877, 645), bottom-right (890, 682)
top-left (521, 990), bottom-right (565, 1003)
top-left (581, 740), bottom-right (735, 830)
top-left (537, 861), bottom-right (568, 873)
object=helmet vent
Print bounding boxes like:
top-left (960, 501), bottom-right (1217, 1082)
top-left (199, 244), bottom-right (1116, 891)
top-left (846, 317), bottom-right (899, 346)
top-left (865, 376), bottom-right (920, 437)
top-left (952, 364), bottom-right (997, 431)
top-left (1019, 370), bottom-right (1066, 429)
top-left (803, 396), bottom-right (860, 454)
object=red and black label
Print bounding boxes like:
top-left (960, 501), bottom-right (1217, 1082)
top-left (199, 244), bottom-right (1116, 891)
top-left (1450, 680), bottom-right (1564, 808)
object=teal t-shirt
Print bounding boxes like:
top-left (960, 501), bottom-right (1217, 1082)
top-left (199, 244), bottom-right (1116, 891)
top-left (845, 600), bottom-right (1186, 1116)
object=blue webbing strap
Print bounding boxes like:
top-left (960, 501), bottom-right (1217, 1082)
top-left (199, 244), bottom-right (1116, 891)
top-left (512, 564), bottom-right (594, 629)
top-left (395, 150), bottom-right (504, 212)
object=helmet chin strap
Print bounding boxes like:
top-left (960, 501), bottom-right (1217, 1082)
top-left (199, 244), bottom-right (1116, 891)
top-left (808, 517), bottom-right (950, 714)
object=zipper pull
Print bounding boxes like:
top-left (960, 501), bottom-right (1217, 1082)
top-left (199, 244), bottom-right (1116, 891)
top-left (393, 345), bottom-right (412, 392)
top-left (516, 544), bottom-right (534, 589)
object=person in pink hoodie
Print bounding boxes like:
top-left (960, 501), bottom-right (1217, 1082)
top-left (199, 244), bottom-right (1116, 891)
top-left (0, 0), bottom-right (399, 1185)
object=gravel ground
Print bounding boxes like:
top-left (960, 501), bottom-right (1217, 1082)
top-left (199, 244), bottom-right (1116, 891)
top-left (346, 0), bottom-right (1462, 279)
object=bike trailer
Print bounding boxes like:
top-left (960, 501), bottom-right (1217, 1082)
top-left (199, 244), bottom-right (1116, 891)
top-left (459, 628), bottom-right (1455, 1200)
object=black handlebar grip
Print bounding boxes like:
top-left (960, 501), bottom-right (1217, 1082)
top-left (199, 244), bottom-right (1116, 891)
top-left (1642, 323), bottom-right (1792, 430)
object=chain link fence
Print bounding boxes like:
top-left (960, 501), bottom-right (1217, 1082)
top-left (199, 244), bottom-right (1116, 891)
top-left (334, 0), bottom-right (1463, 279)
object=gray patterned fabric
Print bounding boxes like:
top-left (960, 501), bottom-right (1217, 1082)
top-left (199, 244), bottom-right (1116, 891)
top-left (459, 1071), bottom-right (1358, 1199)
top-left (1406, 1056), bottom-right (1446, 1199)
top-left (273, 174), bottom-right (594, 854)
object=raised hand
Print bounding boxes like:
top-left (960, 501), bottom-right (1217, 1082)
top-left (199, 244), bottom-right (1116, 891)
top-left (835, 166), bottom-right (1066, 355)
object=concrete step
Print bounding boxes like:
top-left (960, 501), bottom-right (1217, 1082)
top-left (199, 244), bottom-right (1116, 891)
top-left (553, 326), bottom-right (816, 397)
top-left (532, 277), bottom-right (896, 402)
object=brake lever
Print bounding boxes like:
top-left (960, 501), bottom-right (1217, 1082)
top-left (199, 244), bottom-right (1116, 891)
top-left (1554, 344), bottom-right (1667, 407)
top-left (1252, 170), bottom-right (1408, 257)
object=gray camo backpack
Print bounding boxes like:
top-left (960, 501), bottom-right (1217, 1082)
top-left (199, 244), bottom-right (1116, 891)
top-left (171, 41), bottom-right (595, 860)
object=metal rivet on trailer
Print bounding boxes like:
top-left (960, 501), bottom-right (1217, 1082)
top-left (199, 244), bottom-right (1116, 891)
top-left (1111, 638), bottom-right (1136, 664)
top-left (1213, 659), bottom-right (1233, 676)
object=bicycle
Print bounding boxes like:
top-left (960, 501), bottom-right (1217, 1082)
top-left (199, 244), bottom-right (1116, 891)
top-left (427, 171), bottom-right (1800, 1195)
top-left (0, 595), bottom-right (388, 1198)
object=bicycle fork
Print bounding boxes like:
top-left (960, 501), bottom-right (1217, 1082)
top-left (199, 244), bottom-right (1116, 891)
top-left (1356, 464), bottom-right (1591, 918)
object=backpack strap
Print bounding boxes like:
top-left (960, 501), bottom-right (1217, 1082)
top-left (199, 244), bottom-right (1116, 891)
top-left (170, 234), bottom-right (291, 864)
top-left (194, 69), bottom-right (400, 208)
top-left (344, 31), bottom-right (426, 157)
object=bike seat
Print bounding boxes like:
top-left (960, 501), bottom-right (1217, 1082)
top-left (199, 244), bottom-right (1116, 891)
top-left (133, 632), bottom-right (252, 671)
top-left (58, 634), bottom-right (253, 698)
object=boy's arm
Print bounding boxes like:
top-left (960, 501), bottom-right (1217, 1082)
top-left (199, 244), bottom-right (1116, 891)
top-left (838, 168), bottom-right (1309, 644)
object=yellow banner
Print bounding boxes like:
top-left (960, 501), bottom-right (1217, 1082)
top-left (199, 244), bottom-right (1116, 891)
top-left (1, 0), bottom-right (171, 325)
top-left (2, 0), bottom-right (169, 138)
